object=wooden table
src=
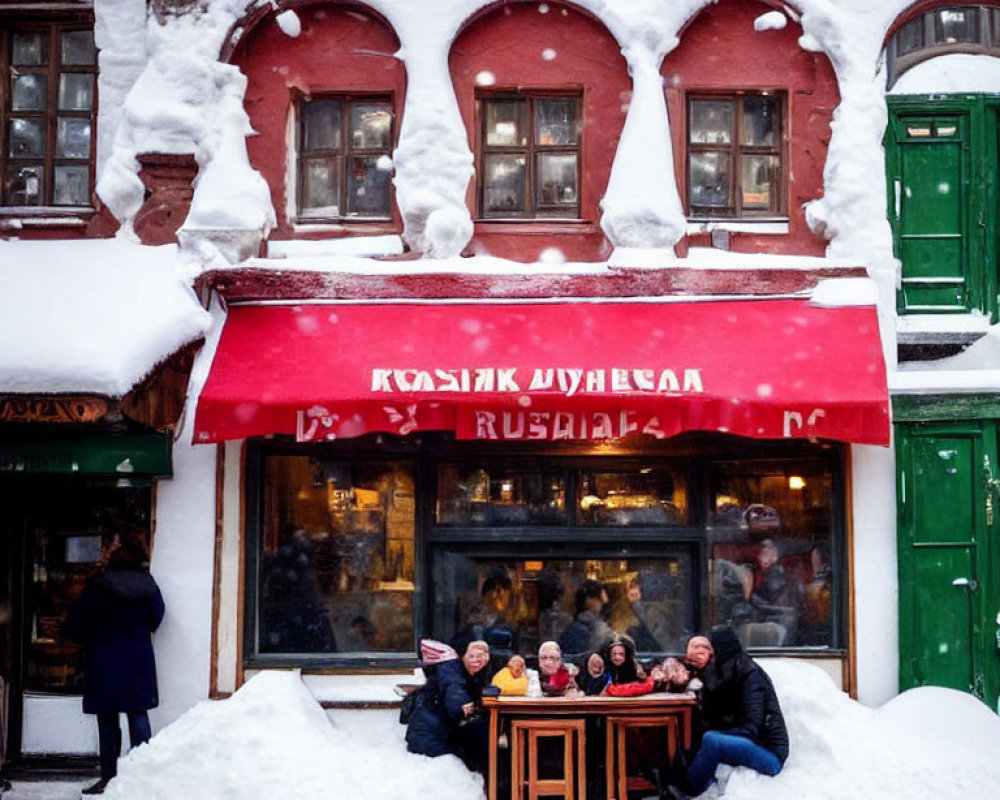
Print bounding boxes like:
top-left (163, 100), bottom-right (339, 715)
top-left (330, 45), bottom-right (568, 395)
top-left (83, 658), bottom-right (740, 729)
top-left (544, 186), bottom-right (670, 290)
top-left (482, 693), bottom-right (696, 800)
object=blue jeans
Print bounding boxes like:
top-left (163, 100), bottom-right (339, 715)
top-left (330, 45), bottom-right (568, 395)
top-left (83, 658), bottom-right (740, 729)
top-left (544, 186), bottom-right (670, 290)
top-left (97, 712), bottom-right (152, 781)
top-left (684, 731), bottom-right (782, 795)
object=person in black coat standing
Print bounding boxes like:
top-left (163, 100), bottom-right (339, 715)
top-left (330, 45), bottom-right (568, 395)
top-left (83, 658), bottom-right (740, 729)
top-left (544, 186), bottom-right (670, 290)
top-left (672, 628), bottom-right (788, 797)
top-left (64, 533), bottom-right (165, 795)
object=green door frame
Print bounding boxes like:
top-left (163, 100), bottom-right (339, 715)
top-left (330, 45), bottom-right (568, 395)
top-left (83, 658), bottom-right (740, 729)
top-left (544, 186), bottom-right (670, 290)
top-left (886, 94), bottom-right (999, 320)
top-left (895, 411), bottom-right (1000, 711)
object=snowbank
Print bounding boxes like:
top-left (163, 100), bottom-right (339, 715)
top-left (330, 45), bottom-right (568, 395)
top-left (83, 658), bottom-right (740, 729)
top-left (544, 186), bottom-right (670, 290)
top-left (102, 662), bottom-right (1000, 800)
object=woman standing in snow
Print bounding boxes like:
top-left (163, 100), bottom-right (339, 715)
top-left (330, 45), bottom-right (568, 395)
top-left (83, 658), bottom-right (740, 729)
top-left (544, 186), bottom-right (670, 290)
top-left (64, 532), bottom-right (165, 795)
top-left (405, 639), bottom-right (492, 772)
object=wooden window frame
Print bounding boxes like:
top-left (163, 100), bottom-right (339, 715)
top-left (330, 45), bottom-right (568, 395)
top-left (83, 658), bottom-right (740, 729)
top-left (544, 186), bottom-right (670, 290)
top-left (1, 20), bottom-right (96, 209)
top-left (295, 92), bottom-right (395, 223)
top-left (685, 90), bottom-right (787, 220)
top-left (477, 91), bottom-right (582, 221)
top-left (888, 5), bottom-right (1000, 87)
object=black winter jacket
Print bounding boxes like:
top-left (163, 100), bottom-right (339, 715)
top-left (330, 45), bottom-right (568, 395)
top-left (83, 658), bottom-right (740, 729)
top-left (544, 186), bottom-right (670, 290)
top-left (700, 632), bottom-right (789, 764)
top-left (63, 568), bottom-right (165, 715)
top-left (405, 658), bottom-right (489, 759)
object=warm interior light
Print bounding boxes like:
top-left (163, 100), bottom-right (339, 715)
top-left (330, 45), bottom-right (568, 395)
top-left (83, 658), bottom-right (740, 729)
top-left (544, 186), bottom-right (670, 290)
top-left (788, 475), bottom-right (806, 490)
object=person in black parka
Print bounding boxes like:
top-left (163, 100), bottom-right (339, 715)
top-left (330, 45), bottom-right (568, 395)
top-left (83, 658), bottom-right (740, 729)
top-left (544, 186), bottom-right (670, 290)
top-left (673, 628), bottom-right (789, 797)
top-left (64, 533), bottom-right (165, 795)
top-left (405, 639), bottom-right (491, 772)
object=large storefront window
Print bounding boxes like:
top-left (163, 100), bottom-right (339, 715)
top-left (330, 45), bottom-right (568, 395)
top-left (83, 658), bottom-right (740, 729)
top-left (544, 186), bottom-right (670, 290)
top-left (257, 456), bottom-right (415, 655)
top-left (247, 438), bottom-right (843, 667)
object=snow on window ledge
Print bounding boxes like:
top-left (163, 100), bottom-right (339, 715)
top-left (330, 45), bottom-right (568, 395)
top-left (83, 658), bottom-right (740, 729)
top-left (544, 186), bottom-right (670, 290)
top-left (686, 219), bottom-right (789, 235)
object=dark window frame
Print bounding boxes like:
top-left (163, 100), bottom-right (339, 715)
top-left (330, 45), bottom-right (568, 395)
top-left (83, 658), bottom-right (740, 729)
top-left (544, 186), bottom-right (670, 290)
top-left (1, 19), bottom-right (96, 209)
top-left (685, 90), bottom-right (787, 220)
top-left (244, 434), bottom-right (847, 670)
top-left (476, 90), bottom-right (583, 221)
top-left (887, 5), bottom-right (1000, 87)
top-left (295, 92), bottom-right (395, 223)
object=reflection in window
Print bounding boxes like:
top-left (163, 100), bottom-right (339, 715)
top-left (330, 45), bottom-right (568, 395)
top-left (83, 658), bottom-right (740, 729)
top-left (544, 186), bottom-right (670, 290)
top-left (577, 468), bottom-right (687, 526)
top-left (709, 460), bottom-right (834, 648)
top-left (258, 457), bottom-right (414, 655)
top-left (480, 93), bottom-right (581, 219)
top-left (437, 464), bottom-right (565, 526)
top-left (687, 93), bottom-right (784, 218)
top-left (2, 25), bottom-right (96, 206)
top-left (297, 95), bottom-right (394, 221)
top-left (432, 554), bottom-right (696, 661)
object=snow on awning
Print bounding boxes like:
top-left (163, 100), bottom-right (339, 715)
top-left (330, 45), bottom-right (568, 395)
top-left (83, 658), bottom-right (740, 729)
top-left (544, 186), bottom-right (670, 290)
top-left (193, 297), bottom-right (890, 446)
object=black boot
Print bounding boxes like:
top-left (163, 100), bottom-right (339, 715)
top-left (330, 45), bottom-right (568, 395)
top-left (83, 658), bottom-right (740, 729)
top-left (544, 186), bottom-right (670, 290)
top-left (81, 778), bottom-right (110, 795)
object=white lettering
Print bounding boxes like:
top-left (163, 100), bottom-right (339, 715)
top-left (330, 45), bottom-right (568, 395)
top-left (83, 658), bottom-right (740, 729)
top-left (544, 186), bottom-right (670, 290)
top-left (612, 368), bottom-right (631, 391)
top-left (657, 370), bottom-right (680, 392)
top-left (528, 412), bottom-right (550, 439)
top-left (558, 369), bottom-right (584, 396)
top-left (435, 369), bottom-right (460, 391)
top-left (473, 369), bottom-right (495, 392)
top-left (683, 369), bottom-right (704, 392)
top-left (591, 413), bottom-right (614, 439)
top-left (783, 411), bottom-right (803, 438)
top-left (642, 416), bottom-right (667, 439)
top-left (807, 408), bottom-right (826, 426)
top-left (529, 369), bottom-right (555, 390)
top-left (411, 371), bottom-right (435, 391)
top-left (393, 369), bottom-right (415, 391)
top-left (502, 412), bottom-right (525, 438)
top-left (633, 369), bottom-right (655, 390)
top-left (620, 410), bottom-right (638, 437)
top-left (371, 369), bottom-right (392, 392)
top-left (497, 368), bottom-right (519, 391)
top-left (553, 412), bottom-right (574, 439)
top-left (476, 410), bottom-right (498, 439)
top-left (586, 370), bottom-right (605, 392)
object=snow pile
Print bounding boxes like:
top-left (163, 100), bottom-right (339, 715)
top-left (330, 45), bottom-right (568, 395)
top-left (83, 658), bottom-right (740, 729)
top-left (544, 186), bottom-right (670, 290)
top-left (103, 670), bottom-right (484, 800)
top-left (101, 661), bottom-right (1000, 800)
top-left (0, 239), bottom-right (210, 396)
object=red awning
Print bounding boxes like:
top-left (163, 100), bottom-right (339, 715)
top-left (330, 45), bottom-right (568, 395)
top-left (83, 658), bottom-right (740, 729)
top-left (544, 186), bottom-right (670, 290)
top-left (193, 298), bottom-right (890, 446)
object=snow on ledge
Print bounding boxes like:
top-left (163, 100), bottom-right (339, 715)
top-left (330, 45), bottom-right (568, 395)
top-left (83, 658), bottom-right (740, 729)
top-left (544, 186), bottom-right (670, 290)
top-left (810, 277), bottom-right (879, 307)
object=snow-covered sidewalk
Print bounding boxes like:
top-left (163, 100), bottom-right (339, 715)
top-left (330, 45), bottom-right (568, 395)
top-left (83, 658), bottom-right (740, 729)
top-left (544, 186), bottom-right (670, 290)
top-left (5, 662), bottom-right (999, 800)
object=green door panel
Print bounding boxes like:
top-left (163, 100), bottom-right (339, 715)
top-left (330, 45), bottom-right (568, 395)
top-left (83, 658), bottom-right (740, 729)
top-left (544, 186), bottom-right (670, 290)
top-left (899, 140), bottom-right (963, 237)
top-left (897, 421), bottom-right (1000, 709)
top-left (909, 435), bottom-right (975, 545)
top-left (905, 545), bottom-right (977, 692)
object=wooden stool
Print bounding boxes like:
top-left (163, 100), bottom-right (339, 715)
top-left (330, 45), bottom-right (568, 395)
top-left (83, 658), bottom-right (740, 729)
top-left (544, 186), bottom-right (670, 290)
top-left (604, 715), bottom-right (679, 800)
top-left (510, 718), bottom-right (586, 800)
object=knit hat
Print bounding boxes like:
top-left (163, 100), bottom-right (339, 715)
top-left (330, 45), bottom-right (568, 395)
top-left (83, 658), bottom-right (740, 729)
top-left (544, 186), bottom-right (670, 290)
top-left (709, 628), bottom-right (743, 662)
top-left (419, 638), bottom-right (458, 665)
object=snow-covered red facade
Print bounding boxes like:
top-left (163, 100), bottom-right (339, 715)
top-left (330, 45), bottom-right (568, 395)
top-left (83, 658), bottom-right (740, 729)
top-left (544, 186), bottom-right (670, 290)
top-left (1, 0), bottom-right (998, 766)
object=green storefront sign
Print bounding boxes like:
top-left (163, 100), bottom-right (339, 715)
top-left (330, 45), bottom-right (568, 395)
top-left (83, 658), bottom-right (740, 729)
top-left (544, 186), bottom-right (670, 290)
top-left (0, 432), bottom-right (172, 476)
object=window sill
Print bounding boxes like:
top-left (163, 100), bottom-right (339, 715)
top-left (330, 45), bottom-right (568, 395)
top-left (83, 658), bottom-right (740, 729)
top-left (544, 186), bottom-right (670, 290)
top-left (686, 219), bottom-right (789, 235)
top-left (474, 218), bottom-right (600, 234)
top-left (291, 219), bottom-right (396, 233)
top-left (0, 207), bottom-right (93, 229)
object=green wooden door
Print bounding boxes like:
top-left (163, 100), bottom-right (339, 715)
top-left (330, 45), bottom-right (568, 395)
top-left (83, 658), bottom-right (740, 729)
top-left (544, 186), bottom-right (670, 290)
top-left (897, 422), bottom-right (1000, 709)
top-left (889, 113), bottom-right (971, 313)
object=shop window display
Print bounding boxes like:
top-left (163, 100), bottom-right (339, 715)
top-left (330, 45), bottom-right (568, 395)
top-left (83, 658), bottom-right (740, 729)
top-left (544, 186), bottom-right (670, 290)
top-left (257, 457), bottom-right (415, 654)
top-left (708, 459), bottom-right (835, 648)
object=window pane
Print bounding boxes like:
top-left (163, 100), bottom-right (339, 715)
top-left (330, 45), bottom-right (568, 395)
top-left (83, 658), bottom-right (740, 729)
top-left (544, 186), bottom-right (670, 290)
top-left (56, 117), bottom-right (91, 158)
top-left (741, 95), bottom-right (779, 146)
top-left (484, 99), bottom-right (527, 146)
top-left (12, 33), bottom-right (46, 66)
top-left (345, 156), bottom-right (391, 217)
top-left (303, 100), bottom-right (342, 152)
top-left (301, 158), bottom-right (340, 216)
top-left (709, 460), bottom-right (834, 648)
top-left (349, 102), bottom-right (392, 150)
top-left (437, 465), bottom-right (566, 526)
top-left (53, 165), bottom-right (90, 205)
top-left (259, 457), bottom-right (415, 655)
top-left (535, 97), bottom-right (578, 146)
top-left (535, 152), bottom-right (578, 215)
top-left (12, 73), bottom-right (47, 111)
top-left (59, 73), bottom-right (94, 111)
top-left (61, 30), bottom-right (96, 66)
top-left (432, 554), bottom-right (696, 661)
top-left (4, 164), bottom-right (44, 205)
top-left (895, 17), bottom-right (925, 54)
top-left (482, 153), bottom-right (526, 215)
top-left (577, 468), bottom-right (687, 526)
top-left (689, 151), bottom-right (732, 213)
top-left (690, 99), bottom-right (732, 144)
top-left (741, 154), bottom-right (780, 211)
top-left (9, 118), bottom-right (45, 158)
top-left (934, 7), bottom-right (980, 44)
